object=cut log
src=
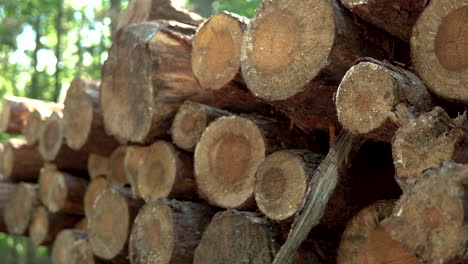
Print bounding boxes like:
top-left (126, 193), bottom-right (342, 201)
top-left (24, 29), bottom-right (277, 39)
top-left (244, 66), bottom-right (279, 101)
top-left (138, 141), bottom-right (195, 202)
top-left (63, 77), bottom-right (119, 155)
top-left (24, 108), bottom-right (58, 145)
top-left (337, 200), bottom-right (419, 264)
top-left (194, 115), bottom-right (296, 209)
top-left (52, 229), bottom-right (100, 264)
top-left (75, 218), bottom-right (88, 231)
top-left (392, 107), bottom-right (467, 191)
top-left (170, 101), bottom-right (232, 151)
top-left (255, 150), bottom-right (323, 221)
top-left (411, 0), bottom-right (468, 103)
top-left (109, 146), bottom-right (129, 187)
top-left (4, 183), bottom-right (40, 235)
top-left (88, 153), bottom-right (110, 179)
top-left (84, 176), bottom-right (108, 218)
top-left (336, 58), bottom-right (433, 142)
top-left (124, 146), bottom-right (147, 198)
top-left (89, 187), bottom-right (144, 261)
top-left (2, 138), bottom-right (44, 182)
top-left (0, 96), bottom-right (63, 134)
top-left (129, 199), bottom-right (216, 264)
top-left (0, 183), bottom-right (15, 233)
top-left (192, 12), bottom-right (248, 90)
top-left (382, 162), bottom-right (468, 263)
top-left (39, 165), bottom-right (88, 214)
top-left (29, 206), bottom-right (81, 246)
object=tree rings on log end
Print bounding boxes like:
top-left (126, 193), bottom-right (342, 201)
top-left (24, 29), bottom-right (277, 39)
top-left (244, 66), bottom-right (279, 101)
top-left (84, 176), bottom-right (108, 218)
top-left (4, 183), bottom-right (38, 235)
top-left (39, 112), bottom-right (64, 161)
top-left (52, 230), bottom-right (96, 264)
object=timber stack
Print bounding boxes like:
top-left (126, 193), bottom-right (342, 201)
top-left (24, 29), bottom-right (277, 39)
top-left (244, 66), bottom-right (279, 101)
top-left (0, 0), bottom-right (466, 263)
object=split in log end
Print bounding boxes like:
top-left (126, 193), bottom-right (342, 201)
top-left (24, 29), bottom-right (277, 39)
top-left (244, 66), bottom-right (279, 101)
top-left (84, 176), bottom-right (108, 218)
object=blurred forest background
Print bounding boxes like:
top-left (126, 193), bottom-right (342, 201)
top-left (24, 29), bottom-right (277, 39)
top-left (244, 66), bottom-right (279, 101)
top-left (0, 0), bottom-right (260, 262)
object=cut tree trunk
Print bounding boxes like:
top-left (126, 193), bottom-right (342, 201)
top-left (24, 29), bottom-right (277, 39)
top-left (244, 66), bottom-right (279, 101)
top-left (109, 146), bottom-right (129, 187)
top-left (52, 229), bottom-right (101, 264)
top-left (335, 58), bottom-right (433, 142)
top-left (0, 183), bottom-right (15, 233)
top-left (2, 138), bottom-right (44, 182)
top-left (337, 200), bottom-right (419, 264)
top-left (124, 145), bottom-right (147, 198)
top-left (89, 187), bottom-right (144, 261)
top-left (84, 176), bottom-right (108, 218)
top-left (129, 199), bottom-right (216, 264)
top-left (411, 0), bottom-right (468, 103)
top-left (340, 0), bottom-right (428, 41)
top-left (382, 162), bottom-right (468, 263)
top-left (39, 165), bottom-right (88, 215)
top-left (88, 153), bottom-right (110, 179)
top-left (4, 183), bottom-right (40, 235)
top-left (254, 150), bottom-right (323, 221)
top-left (29, 206), bottom-right (81, 246)
top-left (0, 96), bottom-right (63, 134)
top-left (63, 77), bottom-right (119, 155)
top-left (137, 141), bottom-right (195, 202)
top-left (24, 108), bottom-right (59, 145)
top-left (392, 107), bottom-right (467, 191)
top-left (170, 101), bottom-right (232, 151)
top-left (192, 12), bottom-right (248, 90)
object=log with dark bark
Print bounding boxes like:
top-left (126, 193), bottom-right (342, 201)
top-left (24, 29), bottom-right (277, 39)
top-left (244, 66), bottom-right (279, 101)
top-left (170, 101), bottom-right (232, 151)
top-left (0, 96), bottom-right (63, 134)
top-left (52, 229), bottom-right (101, 264)
top-left (392, 107), bottom-right (467, 191)
top-left (24, 108), bottom-right (59, 145)
top-left (2, 138), bottom-right (44, 182)
top-left (335, 58), bottom-right (433, 142)
top-left (411, 0), bottom-right (468, 103)
top-left (84, 176), bottom-right (108, 218)
top-left (109, 146), bottom-right (129, 187)
top-left (124, 146), bottom-right (147, 198)
top-left (4, 183), bottom-right (40, 235)
top-left (382, 162), bottom-right (468, 263)
top-left (129, 199), bottom-right (216, 264)
top-left (0, 183), bottom-right (15, 233)
top-left (89, 187), bottom-right (144, 261)
top-left (88, 153), bottom-right (110, 179)
top-left (29, 206), bottom-right (81, 246)
top-left (337, 200), bottom-right (419, 263)
top-left (255, 150), bottom-right (323, 221)
top-left (137, 141), bottom-right (195, 202)
top-left (63, 77), bottom-right (119, 155)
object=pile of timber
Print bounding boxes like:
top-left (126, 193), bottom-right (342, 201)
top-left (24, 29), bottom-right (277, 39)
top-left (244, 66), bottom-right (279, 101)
top-left (0, 0), bottom-right (467, 263)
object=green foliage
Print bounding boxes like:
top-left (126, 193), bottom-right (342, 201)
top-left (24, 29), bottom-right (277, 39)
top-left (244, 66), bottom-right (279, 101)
top-left (187, 0), bottom-right (261, 18)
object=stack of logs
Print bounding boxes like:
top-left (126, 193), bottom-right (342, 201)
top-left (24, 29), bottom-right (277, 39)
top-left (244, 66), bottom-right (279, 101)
top-left (0, 0), bottom-right (467, 263)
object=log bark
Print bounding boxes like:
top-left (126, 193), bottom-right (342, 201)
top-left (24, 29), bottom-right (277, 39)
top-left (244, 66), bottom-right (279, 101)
top-left (24, 108), bottom-right (58, 145)
top-left (0, 183), bottom-right (15, 233)
top-left (2, 138), bottom-right (44, 182)
top-left (52, 229), bottom-right (102, 264)
top-left (137, 141), bottom-right (195, 202)
top-left (255, 150), bottom-right (324, 221)
top-left (336, 58), bottom-right (433, 142)
top-left (411, 0), bottom-right (468, 103)
top-left (4, 183), bottom-right (40, 235)
top-left (84, 176), bottom-right (108, 218)
top-left (0, 96), bottom-right (63, 134)
top-left (337, 200), bottom-right (419, 263)
top-left (382, 162), bottom-right (468, 263)
top-left (392, 107), bottom-right (467, 192)
top-left (129, 199), bottom-right (216, 264)
top-left (39, 165), bottom-right (88, 214)
top-left (88, 153), bottom-right (110, 179)
top-left (63, 77), bottom-right (119, 155)
top-left (89, 187), bottom-right (144, 261)
top-left (170, 101), bottom-right (232, 151)
top-left (124, 146), bottom-right (147, 198)
top-left (109, 146), bottom-right (129, 187)
top-left (29, 206), bottom-right (81, 246)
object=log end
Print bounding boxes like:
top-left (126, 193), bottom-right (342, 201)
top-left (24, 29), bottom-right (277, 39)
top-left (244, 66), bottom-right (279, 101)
top-left (4, 183), bottom-right (38, 235)
top-left (171, 101), bottom-right (209, 151)
top-left (23, 109), bottom-right (45, 145)
top-left (29, 206), bottom-right (49, 245)
top-left (109, 146), bottom-right (128, 186)
top-left (2, 143), bottom-right (14, 179)
top-left (39, 112), bottom-right (64, 161)
top-left (84, 176), bottom-right (108, 218)
top-left (0, 99), bottom-right (12, 133)
top-left (88, 153), bottom-right (110, 179)
top-left (52, 230), bottom-right (96, 264)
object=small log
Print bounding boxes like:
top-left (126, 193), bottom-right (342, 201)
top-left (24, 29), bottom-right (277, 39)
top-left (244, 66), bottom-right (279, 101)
top-left (84, 176), bottom-right (108, 218)
top-left (89, 187), bottom-right (144, 261)
top-left (382, 162), bottom-right (468, 263)
top-left (255, 150), bottom-right (323, 221)
top-left (129, 199), bottom-right (216, 264)
top-left (137, 141), bottom-right (195, 202)
top-left (23, 108), bottom-right (58, 145)
top-left (4, 183), bottom-right (40, 235)
top-left (411, 0), bottom-right (468, 103)
top-left (336, 58), bottom-right (433, 142)
top-left (124, 146), bottom-right (147, 198)
top-left (109, 146), bottom-right (128, 187)
top-left (39, 165), bottom-right (88, 214)
top-left (337, 200), bottom-right (419, 263)
top-left (0, 96), bottom-right (63, 134)
top-left (170, 101), bottom-right (232, 151)
top-left (29, 206), bottom-right (81, 246)
top-left (52, 229), bottom-right (101, 264)
top-left (63, 77), bottom-right (119, 155)
top-left (392, 107), bottom-right (467, 191)
top-left (2, 138), bottom-right (44, 182)
top-left (88, 153), bottom-right (110, 179)
top-left (0, 183), bottom-right (15, 233)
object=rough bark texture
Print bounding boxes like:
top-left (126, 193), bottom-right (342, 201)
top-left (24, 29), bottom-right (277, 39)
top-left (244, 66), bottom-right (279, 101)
top-left (4, 183), bottom-right (40, 235)
top-left (2, 138), bottom-right (44, 182)
top-left (24, 108), bottom-right (58, 145)
top-left (124, 146), bottom-right (147, 198)
top-left (88, 153), bottom-right (110, 179)
top-left (0, 183), bottom-right (15, 233)
top-left (382, 162), bottom-right (468, 263)
top-left (109, 146), bottom-right (129, 187)
top-left (84, 176), bottom-right (108, 218)
top-left (0, 96), bottom-right (63, 134)
top-left (52, 229), bottom-right (102, 264)
top-left (129, 199), bottom-right (216, 264)
top-left (137, 141), bottom-right (195, 202)
top-left (411, 0), bottom-right (468, 103)
top-left (336, 58), bottom-right (433, 142)
top-left (63, 77), bottom-right (119, 155)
